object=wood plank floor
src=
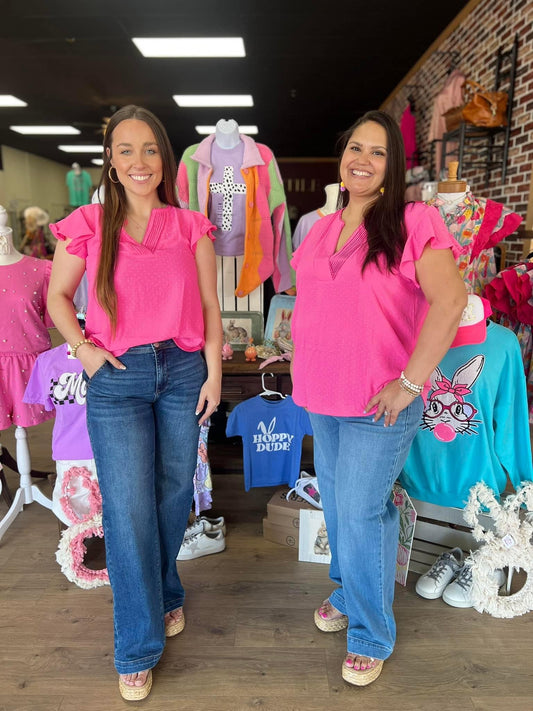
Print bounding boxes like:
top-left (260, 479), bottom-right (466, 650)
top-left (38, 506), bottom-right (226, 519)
top-left (1, 420), bottom-right (533, 711)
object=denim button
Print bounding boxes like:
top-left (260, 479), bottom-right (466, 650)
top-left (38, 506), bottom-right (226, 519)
top-left (153, 342), bottom-right (161, 348)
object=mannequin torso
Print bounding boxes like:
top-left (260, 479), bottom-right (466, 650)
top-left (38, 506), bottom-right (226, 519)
top-left (214, 119), bottom-right (242, 149)
top-left (319, 183), bottom-right (340, 215)
top-left (0, 206), bottom-right (24, 266)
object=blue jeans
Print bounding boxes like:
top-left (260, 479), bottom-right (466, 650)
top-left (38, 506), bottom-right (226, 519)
top-left (83, 340), bottom-right (206, 674)
top-left (309, 399), bottom-right (423, 661)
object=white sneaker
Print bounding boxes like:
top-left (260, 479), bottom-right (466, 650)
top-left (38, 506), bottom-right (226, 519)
top-left (286, 471), bottom-right (322, 509)
top-left (177, 530), bottom-right (225, 561)
top-left (416, 547), bottom-right (464, 599)
top-left (443, 564), bottom-right (506, 608)
top-left (184, 515), bottom-right (226, 540)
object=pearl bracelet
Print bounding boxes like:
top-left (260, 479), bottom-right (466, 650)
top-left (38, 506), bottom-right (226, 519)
top-left (399, 371), bottom-right (423, 396)
top-left (398, 379), bottom-right (419, 397)
top-left (71, 339), bottom-right (94, 358)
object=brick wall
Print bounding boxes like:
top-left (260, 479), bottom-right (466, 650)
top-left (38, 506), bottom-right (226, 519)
top-left (382, 0), bottom-right (533, 265)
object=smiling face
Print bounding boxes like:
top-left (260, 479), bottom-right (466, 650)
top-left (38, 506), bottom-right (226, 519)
top-left (339, 120), bottom-right (387, 204)
top-left (107, 118), bottom-right (163, 201)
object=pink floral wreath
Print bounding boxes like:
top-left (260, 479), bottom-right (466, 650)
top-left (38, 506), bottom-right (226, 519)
top-left (56, 465), bottom-right (109, 589)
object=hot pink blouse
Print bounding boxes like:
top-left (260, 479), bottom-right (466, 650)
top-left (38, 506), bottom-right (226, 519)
top-left (290, 202), bottom-right (459, 416)
top-left (50, 204), bottom-right (215, 356)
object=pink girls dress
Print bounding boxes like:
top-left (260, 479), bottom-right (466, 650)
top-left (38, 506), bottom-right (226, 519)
top-left (0, 256), bottom-right (55, 430)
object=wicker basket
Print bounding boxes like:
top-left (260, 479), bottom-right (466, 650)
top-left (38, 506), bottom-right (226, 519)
top-left (442, 105), bottom-right (464, 132)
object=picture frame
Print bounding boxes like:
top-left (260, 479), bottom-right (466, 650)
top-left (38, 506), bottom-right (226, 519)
top-left (298, 509), bottom-right (331, 565)
top-left (264, 295), bottom-right (296, 346)
top-left (221, 311), bottom-right (264, 350)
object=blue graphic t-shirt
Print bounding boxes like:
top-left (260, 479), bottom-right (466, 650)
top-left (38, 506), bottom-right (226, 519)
top-left (226, 395), bottom-right (313, 490)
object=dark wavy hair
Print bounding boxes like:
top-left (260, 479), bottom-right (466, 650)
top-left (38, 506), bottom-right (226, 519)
top-left (96, 105), bottom-right (179, 329)
top-left (337, 110), bottom-right (407, 272)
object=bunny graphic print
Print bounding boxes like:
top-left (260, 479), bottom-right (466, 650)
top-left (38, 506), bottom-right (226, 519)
top-left (226, 395), bottom-right (313, 490)
top-left (400, 321), bottom-right (533, 508)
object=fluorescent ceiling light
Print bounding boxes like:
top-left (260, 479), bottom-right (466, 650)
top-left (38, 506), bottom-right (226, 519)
top-left (10, 125), bottom-right (80, 135)
top-left (0, 95), bottom-right (27, 107)
top-left (91, 158), bottom-right (104, 166)
top-left (195, 125), bottom-right (258, 135)
top-left (174, 95), bottom-right (253, 107)
top-left (133, 37), bottom-right (245, 58)
top-left (58, 145), bottom-right (103, 153)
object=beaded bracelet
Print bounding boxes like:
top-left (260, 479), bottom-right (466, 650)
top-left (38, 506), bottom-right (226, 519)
top-left (71, 338), bottom-right (94, 358)
top-left (399, 371), bottom-right (423, 397)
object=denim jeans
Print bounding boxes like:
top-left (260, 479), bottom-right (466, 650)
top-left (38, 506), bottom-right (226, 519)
top-left (83, 340), bottom-right (206, 674)
top-left (309, 399), bottom-right (423, 661)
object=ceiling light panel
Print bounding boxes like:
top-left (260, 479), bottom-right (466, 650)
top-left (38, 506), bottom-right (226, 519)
top-left (174, 95), bottom-right (253, 107)
top-left (133, 37), bottom-right (245, 57)
top-left (58, 145), bottom-right (103, 153)
top-left (91, 158), bottom-right (104, 166)
top-left (11, 126), bottom-right (80, 135)
top-left (0, 95), bottom-right (27, 107)
top-left (195, 125), bottom-right (258, 135)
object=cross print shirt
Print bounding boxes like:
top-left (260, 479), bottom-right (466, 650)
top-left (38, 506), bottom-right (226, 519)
top-left (209, 142), bottom-right (248, 256)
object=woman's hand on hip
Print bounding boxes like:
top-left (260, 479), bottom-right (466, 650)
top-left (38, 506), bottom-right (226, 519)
top-left (365, 379), bottom-right (418, 427)
top-left (195, 378), bottom-right (221, 426)
top-left (78, 343), bottom-right (126, 378)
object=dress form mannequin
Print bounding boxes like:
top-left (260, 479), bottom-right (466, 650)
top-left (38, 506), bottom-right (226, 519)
top-left (0, 206), bottom-right (23, 266)
top-left (436, 161), bottom-right (468, 214)
top-left (320, 183), bottom-right (340, 215)
top-left (0, 206), bottom-right (53, 542)
top-left (215, 118), bottom-right (242, 149)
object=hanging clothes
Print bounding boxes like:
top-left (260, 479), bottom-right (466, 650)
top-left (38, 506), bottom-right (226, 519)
top-left (427, 69), bottom-right (466, 178)
top-left (226, 395), bottom-right (312, 491)
top-left (484, 261), bottom-right (533, 422)
top-left (427, 192), bottom-right (522, 295)
top-left (400, 103), bottom-right (418, 169)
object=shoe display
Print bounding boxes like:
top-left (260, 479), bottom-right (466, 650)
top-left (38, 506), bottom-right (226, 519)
top-left (286, 471), bottom-right (322, 509)
top-left (184, 515), bottom-right (226, 540)
top-left (415, 547), bottom-right (464, 599)
top-left (443, 564), bottom-right (506, 608)
top-left (177, 529), bottom-right (226, 561)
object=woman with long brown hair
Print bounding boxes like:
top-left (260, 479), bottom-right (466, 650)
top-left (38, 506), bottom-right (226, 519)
top-left (48, 105), bottom-right (222, 700)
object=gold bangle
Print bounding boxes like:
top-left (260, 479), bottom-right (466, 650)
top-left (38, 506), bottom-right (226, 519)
top-left (398, 379), bottom-right (418, 397)
top-left (71, 339), bottom-right (93, 358)
top-left (400, 371), bottom-right (423, 394)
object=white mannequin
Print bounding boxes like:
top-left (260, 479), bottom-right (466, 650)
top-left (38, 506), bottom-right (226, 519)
top-left (0, 206), bottom-right (23, 266)
top-left (0, 205), bottom-right (53, 541)
top-left (215, 119), bottom-right (241, 150)
top-left (72, 161), bottom-right (82, 175)
top-left (320, 183), bottom-right (340, 215)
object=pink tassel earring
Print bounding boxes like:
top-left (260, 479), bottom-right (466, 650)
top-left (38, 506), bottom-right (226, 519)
top-left (340, 181), bottom-right (346, 192)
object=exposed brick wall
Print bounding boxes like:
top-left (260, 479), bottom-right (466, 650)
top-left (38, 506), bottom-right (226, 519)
top-left (383, 0), bottom-right (533, 265)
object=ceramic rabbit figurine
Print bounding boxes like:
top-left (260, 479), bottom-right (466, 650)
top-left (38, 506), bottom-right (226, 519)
top-left (221, 339), bottom-right (233, 360)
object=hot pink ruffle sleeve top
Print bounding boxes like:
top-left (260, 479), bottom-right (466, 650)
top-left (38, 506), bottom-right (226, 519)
top-left (49, 204), bottom-right (215, 356)
top-left (290, 202), bottom-right (459, 417)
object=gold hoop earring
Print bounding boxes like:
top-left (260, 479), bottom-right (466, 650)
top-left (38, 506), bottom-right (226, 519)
top-left (108, 166), bottom-right (120, 184)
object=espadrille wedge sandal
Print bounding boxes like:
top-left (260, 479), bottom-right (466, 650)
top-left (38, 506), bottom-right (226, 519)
top-left (341, 657), bottom-right (383, 686)
top-left (165, 607), bottom-right (185, 637)
top-left (313, 599), bottom-right (348, 632)
top-left (118, 669), bottom-right (152, 701)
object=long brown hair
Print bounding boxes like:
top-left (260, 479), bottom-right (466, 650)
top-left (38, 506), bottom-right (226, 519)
top-left (96, 105), bottom-right (179, 329)
top-left (337, 110), bottom-right (407, 272)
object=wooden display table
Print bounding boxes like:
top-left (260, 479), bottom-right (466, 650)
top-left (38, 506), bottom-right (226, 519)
top-left (221, 351), bottom-right (292, 402)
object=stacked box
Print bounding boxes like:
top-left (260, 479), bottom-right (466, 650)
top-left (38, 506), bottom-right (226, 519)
top-left (262, 487), bottom-right (315, 550)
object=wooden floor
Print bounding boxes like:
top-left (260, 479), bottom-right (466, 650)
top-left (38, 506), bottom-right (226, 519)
top-left (1, 420), bottom-right (533, 711)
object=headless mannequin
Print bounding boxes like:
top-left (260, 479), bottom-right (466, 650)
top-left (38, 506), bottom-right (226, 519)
top-left (0, 206), bottom-right (53, 542)
top-left (436, 161), bottom-right (468, 214)
top-left (0, 206), bottom-right (23, 266)
top-left (214, 118), bottom-right (242, 149)
top-left (319, 183), bottom-right (340, 215)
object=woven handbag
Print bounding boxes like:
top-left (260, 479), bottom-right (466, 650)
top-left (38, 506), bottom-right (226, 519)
top-left (462, 79), bottom-right (508, 128)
